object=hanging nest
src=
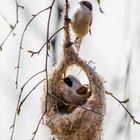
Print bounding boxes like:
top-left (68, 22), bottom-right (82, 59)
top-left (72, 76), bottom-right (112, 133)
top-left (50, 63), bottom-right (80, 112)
top-left (41, 1), bottom-right (106, 140)
top-left (41, 46), bottom-right (106, 140)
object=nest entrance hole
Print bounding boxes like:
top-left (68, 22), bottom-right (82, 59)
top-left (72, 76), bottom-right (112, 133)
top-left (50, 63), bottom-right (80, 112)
top-left (55, 65), bottom-right (92, 114)
top-left (64, 65), bottom-right (89, 85)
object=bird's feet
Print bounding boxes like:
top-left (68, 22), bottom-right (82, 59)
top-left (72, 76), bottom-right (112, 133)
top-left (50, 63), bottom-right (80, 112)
top-left (64, 17), bottom-right (71, 23)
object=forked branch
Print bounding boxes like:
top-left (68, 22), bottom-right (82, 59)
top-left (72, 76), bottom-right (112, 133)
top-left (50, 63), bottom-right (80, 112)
top-left (0, 0), bottom-right (24, 51)
top-left (15, 6), bottom-right (50, 89)
top-left (106, 91), bottom-right (140, 125)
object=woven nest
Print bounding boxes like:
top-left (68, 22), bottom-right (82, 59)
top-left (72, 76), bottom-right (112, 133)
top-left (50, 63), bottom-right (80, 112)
top-left (41, 46), bottom-right (106, 140)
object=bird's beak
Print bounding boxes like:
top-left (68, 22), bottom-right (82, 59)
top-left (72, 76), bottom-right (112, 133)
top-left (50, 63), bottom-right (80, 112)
top-left (61, 79), bottom-right (64, 81)
top-left (78, 1), bottom-right (82, 6)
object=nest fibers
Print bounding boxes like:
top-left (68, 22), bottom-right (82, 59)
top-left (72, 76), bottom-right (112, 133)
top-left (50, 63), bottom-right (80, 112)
top-left (41, 47), bottom-right (106, 140)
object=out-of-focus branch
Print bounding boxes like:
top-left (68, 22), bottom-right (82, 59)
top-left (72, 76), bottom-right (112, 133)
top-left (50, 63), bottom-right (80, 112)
top-left (51, 1), bottom-right (63, 65)
top-left (0, 0), bottom-right (24, 51)
top-left (0, 11), bottom-right (13, 28)
top-left (106, 91), bottom-right (140, 125)
top-left (97, 0), bottom-right (104, 13)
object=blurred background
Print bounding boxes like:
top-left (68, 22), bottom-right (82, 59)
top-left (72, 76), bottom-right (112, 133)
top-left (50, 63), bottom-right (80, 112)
top-left (0, 0), bottom-right (140, 139)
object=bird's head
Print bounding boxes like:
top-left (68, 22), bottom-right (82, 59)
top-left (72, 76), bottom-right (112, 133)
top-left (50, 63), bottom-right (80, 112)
top-left (79, 0), bottom-right (93, 11)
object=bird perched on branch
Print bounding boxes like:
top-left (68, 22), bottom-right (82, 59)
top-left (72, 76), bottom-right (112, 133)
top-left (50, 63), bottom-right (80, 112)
top-left (62, 75), bottom-right (91, 105)
top-left (69, 0), bottom-right (93, 52)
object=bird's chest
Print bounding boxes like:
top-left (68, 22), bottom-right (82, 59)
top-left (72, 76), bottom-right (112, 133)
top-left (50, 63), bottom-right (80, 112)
top-left (78, 12), bottom-right (90, 24)
top-left (76, 10), bottom-right (91, 24)
top-left (71, 10), bottom-right (92, 37)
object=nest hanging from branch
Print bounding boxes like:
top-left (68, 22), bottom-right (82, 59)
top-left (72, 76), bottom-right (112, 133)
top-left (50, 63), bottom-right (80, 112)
top-left (41, 1), bottom-right (106, 140)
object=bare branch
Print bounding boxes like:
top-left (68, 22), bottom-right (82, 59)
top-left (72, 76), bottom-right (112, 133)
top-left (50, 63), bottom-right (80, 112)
top-left (14, 69), bottom-right (45, 115)
top-left (0, 0), bottom-right (23, 51)
top-left (0, 11), bottom-right (13, 28)
top-left (27, 27), bottom-right (64, 57)
top-left (29, 98), bottom-right (102, 140)
top-left (15, 6), bottom-right (50, 89)
top-left (97, 0), bottom-right (104, 13)
top-left (31, 64), bottom-right (102, 140)
top-left (48, 93), bottom-right (103, 116)
top-left (79, 106), bottom-right (103, 116)
top-left (16, 69), bottom-right (45, 115)
top-left (106, 91), bottom-right (140, 125)
top-left (30, 112), bottom-right (46, 140)
top-left (22, 69), bottom-right (45, 90)
top-left (30, 4), bottom-right (57, 139)
top-left (44, 0), bottom-right (56, 114)
top-left (11, 1), bottom-right (56, 139)
top-left (17, 78), bottom-right (45, 114)
top-left (10, 78), bottom-right (45, 140)
top-left (10, 87), bottom-right (23, 140)
top-left (48, 93), bottom-right (68, 106)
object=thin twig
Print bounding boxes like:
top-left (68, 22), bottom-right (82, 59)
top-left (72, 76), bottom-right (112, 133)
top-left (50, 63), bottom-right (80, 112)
top-left (97, 0), bottom-right (104, 13)
top-left (10, 78), bottom-right (45, 140)
top-left (10, 88), bottom-right (23, 140)
top-left (31, 3), bottom-right (57, 138)
top-left (48, 93), bottom-right (103, 116)
top-left (30, 92), bottom-right (67, 140)
top-left (123, 45), bottom-right (134, 139)
top-left (27, 27), bottom-right (64, 57)
top-left (15, 6), bottom-right (50, 89)
top-left (17, 78), bottom-right (46, 114)
top-left (44, 0), bottom-right (56, 114)
top-left (11, 2), bottom-right (55, 140)
top-left (0, 11), bottom-right (13, 28)
top-left (106, 91), bottom-right (140, 125)
top-left (17, 69), bottom-right (45, 114)
top-left (48, 93), bottom-right (68, 106)
top-left (0, 0), bottom-right (23, 51)
top-left (11, 69), bottom-right (45, 140)
top-left (30, 111), bottom-right (46, 140)
top-left (79, 106), bottom-right (103, 116)
top-left (21, 69), bottom-right (45, 90)
top-left (30, 98), bottom-right (103, 140)
top-left (15, 69), bottom-right (45, 115)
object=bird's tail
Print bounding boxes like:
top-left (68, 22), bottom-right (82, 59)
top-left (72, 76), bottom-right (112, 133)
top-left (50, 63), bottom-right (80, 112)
top-left (73, 38), bottom-right (82, 53)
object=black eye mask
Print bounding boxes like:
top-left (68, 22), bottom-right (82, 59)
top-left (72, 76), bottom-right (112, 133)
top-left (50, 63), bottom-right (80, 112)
top-left (82, 1), bottom-right (92, 11)
top-left (64, 77), bottom-right (73, 87)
